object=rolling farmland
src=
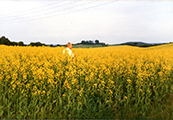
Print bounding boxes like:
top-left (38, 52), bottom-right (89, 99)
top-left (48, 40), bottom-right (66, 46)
top-left (0, 44), bottom-right (173, 119)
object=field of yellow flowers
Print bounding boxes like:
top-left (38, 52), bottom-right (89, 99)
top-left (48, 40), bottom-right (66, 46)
top-left (0, 44), bottom-right (173, 119)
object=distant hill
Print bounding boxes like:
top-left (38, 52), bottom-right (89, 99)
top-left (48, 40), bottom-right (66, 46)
top-left (119, 41), bottom-right (164, 47)
top-left (120, 42), bottom-right (148, 45)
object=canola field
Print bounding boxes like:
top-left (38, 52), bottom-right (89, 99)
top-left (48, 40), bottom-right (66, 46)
top-left (0, 44), bottom-right (173, 119)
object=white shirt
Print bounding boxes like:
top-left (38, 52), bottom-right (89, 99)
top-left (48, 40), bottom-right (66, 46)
top-left (63, 47), bottom-right (74, 58)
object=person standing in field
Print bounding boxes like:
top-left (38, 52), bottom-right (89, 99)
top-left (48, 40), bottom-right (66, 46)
top-left (63, 42), bottom-right (74, 58)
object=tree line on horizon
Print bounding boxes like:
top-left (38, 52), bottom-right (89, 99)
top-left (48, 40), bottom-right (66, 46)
top-left (0, 36), bottom-right (61, 47)
top-left (79, 39), bottom-right (108, 47)
top-left (1, 36), bottom-right (171, 47)
top-left (0, 36), bottom-right (107, 47)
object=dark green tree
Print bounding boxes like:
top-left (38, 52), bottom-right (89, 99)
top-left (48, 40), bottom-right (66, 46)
top-left (18, 41), bottom-right (24, 46)
top-left (85, 41), bottom-right (89, 44)
top-left (81, 40), bottom-right (86, 44)
top-left (95, 40), bottom-right (99, 44)
top-left (0, 36), bottom-right (11, 45)
top-left (11, 42), bottom-right (18, 46)
top-left (88, 40), bottom-right (93, 44)
top-left (30, 42), bottom-right (43, 46)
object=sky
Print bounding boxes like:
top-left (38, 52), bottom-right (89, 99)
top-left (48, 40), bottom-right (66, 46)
top-left (0, 0), bottom-right (173, 45)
